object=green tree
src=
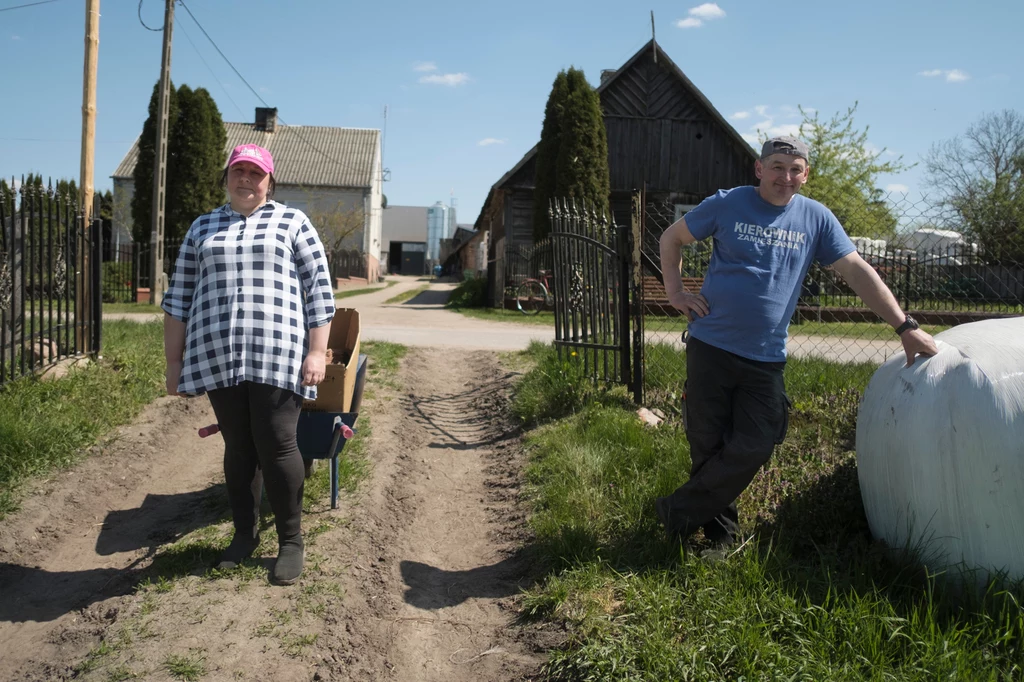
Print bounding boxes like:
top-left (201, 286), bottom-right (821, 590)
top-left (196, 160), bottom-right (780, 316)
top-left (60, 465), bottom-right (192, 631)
top-left (132, 81), bottom-right (177, 244)
top-left (166, 85), bottom-right (227, 243)
top-left (925, 110), bottom-right (1024, 264)
top-left (532, 70), bottom-right (569, 241)
top-left (131, 82), bottom-right (227, 245)
top-left (795, 103), bottom-right (909, 242)
top-left (554, 84), bottom-right (610, 218)
top-left (299, 188), bottom-right (365, 280)
top-left (532, 67), bottom-right (610, 241)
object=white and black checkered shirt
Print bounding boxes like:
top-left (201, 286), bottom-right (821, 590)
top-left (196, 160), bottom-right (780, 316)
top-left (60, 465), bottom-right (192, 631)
top-left (162, 201), bottom-right (336, 400)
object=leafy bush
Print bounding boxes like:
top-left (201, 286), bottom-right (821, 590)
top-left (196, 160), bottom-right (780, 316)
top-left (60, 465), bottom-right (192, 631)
top-left (445, 274), bottom-right (488, 309)
top-left (102, 261), bottom-right (134, 303)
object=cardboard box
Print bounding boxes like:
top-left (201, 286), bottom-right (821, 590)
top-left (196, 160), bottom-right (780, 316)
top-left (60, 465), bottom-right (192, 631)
top-left (302, 308), bottom-right (361, 413)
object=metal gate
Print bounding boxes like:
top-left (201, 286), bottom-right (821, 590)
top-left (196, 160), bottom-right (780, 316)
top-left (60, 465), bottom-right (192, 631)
top-left (548, 198), bottom-right (633, 390)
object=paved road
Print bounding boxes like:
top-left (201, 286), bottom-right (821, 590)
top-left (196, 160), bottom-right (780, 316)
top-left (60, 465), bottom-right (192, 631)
top-left (105, 275), bottom-right (904, 362)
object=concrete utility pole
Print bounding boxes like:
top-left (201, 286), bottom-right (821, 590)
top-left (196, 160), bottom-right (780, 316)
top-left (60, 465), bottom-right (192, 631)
top-left (149, 0), bottom-right (174, 306)
top-left (78, 0), bottom-right (100, 352)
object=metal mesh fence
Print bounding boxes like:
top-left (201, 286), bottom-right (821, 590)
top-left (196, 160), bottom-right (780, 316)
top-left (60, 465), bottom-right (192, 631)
top-left (639, 192), bottom-right (1024, 411)
top-left (501, 238), bottom-right (552, 307)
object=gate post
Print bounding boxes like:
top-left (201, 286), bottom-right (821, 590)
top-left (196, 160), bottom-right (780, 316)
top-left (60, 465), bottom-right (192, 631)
top-left (629, 191), bottom-right (644, 405)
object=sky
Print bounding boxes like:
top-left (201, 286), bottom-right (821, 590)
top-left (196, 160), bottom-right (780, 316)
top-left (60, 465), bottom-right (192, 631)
top-left (1, 0), bottom-right (1022, 229)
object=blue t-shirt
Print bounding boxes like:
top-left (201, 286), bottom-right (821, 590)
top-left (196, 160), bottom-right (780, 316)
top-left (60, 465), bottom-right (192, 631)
top-left (683, 186), bottom-right (855, 362)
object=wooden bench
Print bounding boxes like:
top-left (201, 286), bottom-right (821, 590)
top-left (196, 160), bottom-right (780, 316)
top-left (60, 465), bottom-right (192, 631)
top-left (641, 275), bottom-right (704, 316)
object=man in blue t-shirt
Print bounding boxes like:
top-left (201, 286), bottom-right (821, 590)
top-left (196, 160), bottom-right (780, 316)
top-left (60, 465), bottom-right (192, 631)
top-left (656, 135), bottom-right (938, 554)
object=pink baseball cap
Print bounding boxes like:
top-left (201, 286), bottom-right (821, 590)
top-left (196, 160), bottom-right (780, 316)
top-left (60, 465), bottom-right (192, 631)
top-left (227, 143), bottom-right (274, 174)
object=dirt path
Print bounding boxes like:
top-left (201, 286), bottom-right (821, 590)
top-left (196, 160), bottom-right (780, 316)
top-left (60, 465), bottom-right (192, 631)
top-left (0, 348), bottom-right (550, 681)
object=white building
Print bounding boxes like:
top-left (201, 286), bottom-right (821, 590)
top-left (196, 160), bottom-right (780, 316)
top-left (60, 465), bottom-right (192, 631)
top-left (111, 108), bottom-right (384, 282)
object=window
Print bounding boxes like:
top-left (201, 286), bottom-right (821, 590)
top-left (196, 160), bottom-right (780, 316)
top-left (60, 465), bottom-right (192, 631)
top-left (674, 204), bottom-right (697, 224)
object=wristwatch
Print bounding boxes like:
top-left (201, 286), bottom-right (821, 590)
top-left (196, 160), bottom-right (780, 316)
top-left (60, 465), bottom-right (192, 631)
top-left (894, 315), bottom-right (919, 336)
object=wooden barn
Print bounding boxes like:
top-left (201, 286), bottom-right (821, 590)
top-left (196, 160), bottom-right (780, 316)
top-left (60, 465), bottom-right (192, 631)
top-left (475, 39), bottom-right (758, 303)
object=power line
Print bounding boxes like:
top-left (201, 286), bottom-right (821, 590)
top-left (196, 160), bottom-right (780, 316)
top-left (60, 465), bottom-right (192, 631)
top-left (176, 0), bottom-right (267, 108)
top-left (176, 0), bottom-right (373, 180)
top-left (137, 0), bottom-right (162, 31)
top-left (176, 18), bottom-right (246, 120)
top-left (0, 0), bottom-right (62, 13)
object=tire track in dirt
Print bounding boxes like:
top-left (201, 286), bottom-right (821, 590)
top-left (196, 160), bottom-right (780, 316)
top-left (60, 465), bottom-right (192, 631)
top-left (311, 347), bottom-right (549, 681)
top-left (0, 396), bottom-right (224, 679)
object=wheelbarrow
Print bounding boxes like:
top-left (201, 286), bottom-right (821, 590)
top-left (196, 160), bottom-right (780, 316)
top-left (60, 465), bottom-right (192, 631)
top-left (296, 352), bottom-right (368, 509)
top-left (199, 353), bottom-right (369, 510)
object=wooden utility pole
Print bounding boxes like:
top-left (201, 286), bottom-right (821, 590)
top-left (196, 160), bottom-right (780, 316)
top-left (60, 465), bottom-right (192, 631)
top-left (149, 0), bottom-right (174, 306)
top-left (78, 0), bottom-right (100, 352)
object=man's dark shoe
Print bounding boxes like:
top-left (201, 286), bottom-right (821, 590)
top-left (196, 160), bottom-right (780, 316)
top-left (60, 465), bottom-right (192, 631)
top-left (655, 496), bottom-right (684, 542)
top-left (699, 536), bottom-right (737, 562)
top-left (273, 540), bottom-right (304, 585)
top-left (215, 533), bottom-right (260, 570)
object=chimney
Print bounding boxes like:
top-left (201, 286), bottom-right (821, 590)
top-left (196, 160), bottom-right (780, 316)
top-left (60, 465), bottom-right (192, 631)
top-left (254, 107), bottom-right (278, 133)
top-left (600, 69), bottom-right (617, 85)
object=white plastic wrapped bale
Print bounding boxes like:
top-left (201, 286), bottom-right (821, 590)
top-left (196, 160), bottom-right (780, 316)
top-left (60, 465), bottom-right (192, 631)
top-left (856, 317), bottom-right (1024, 581)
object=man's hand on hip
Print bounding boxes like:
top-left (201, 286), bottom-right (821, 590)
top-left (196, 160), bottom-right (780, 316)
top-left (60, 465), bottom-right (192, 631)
top-left (667, 290), bottom-right (709, 321)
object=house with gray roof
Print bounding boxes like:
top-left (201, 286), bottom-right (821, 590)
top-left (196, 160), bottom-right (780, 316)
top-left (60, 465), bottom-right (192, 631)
top-left (111, 108), bottom-right (384, 283)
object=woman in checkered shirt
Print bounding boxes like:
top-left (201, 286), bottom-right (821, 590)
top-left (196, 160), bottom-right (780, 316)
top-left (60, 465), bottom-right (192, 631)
top-left (162, 144), bottom-right (336, 585)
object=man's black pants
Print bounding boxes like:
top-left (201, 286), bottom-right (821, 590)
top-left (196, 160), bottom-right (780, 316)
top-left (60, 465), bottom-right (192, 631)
top-left (207, 382), bottom-right (305, 547)
top-left (661, 336), bottom-right (789, 543)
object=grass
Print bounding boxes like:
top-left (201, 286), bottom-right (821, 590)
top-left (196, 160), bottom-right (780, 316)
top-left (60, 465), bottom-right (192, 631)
top-left (0, 320), bottom-right (166, 516)
top-left (455, 307), bottom-right (557, 326)
top-left (511, 342), bottom-right (1024, 680)
top-left (384, 284), bottom-right (431, 305)
top-left (164, 651), bottom-right (206, 681)
top-left (102, 302), bottom-right (161, 315)
top-left (335, 280), bottom-right (397, 299)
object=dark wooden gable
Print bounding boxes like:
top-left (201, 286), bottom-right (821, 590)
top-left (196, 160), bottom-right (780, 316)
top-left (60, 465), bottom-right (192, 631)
top-left (602, 52), bottom-right (707, 121)
top-left (600, 41), bottom-right (757, 198)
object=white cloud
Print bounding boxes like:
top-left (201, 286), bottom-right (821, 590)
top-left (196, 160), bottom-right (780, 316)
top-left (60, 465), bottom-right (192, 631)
top-left (731, 111), bottom-right (750, 120)
top-left (741, 132), bottom-right (760, 147)
top-left (754, 104), bottom-right (768, 116)
top-left (477, 138), bottom-right (505, 146)
top-left (676, 3), bottom-right (725, 29)
top-left (762, 123), bottom-right (802, 138)
top-left (259, 86), bottom-right (272, 94)
top-left (918, 68), bottom-right (970, 83)
top-left (886, 184), bottom-right (910, 194)
top-left (754, 118), bottom-right (774, 130)
top-left (413, 61), bottom-right (437, 73)
top-left (676, 17), bottom-right (703, 28)
top-left (11, 35), bottom-right (20, 40)
top-left (419, 72), bottom-right (470, 87)
top-left (690, 2), bottom-right (726, 19)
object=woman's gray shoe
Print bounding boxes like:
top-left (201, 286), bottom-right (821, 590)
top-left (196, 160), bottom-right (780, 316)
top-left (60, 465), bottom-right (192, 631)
top-left (215, 533), bottom-right (260, 570)
top-left (273, 541), bottom-right (304, 585)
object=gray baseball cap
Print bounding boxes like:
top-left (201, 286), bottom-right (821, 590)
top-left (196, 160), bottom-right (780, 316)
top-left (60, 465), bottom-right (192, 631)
top-left (760, 136), bottom-right (810, 161)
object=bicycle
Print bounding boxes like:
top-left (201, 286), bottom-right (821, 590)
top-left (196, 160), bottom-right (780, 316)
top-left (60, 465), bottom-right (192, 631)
top-left (515, 270), bottom-right (554, 315)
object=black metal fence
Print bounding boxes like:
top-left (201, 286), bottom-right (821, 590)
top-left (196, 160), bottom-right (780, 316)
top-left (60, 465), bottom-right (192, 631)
top-left (101, 238), bottom-right (183, 304)
top-left (332, 248), bottom-right (364, 280)
top-left (548, 199), bottom-right (631, 386)
top-left (1, 180), bottom-right (101, 388)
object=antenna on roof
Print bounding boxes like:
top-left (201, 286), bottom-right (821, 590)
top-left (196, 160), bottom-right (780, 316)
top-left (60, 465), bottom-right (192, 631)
top-left (651, 11), bottom-right (657, 63)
